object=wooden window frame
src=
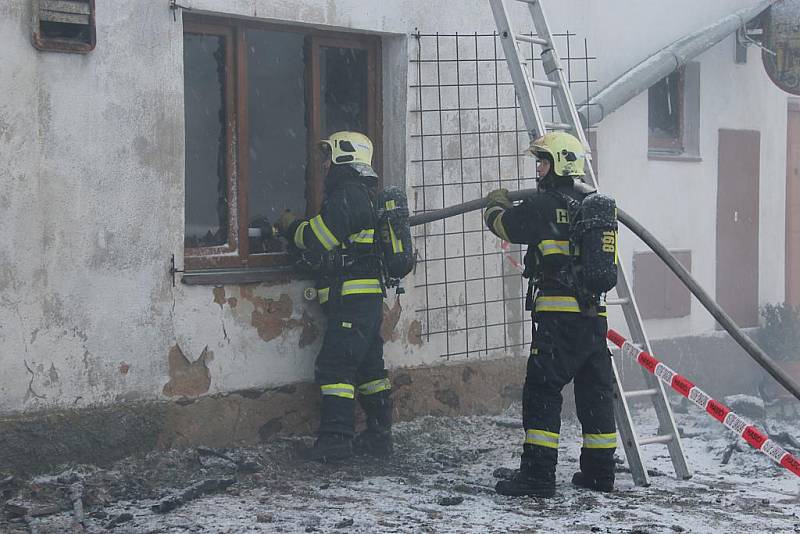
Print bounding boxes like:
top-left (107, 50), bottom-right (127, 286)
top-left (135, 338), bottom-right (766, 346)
top-left (648, 68), bottom-right (685, 152)
top-left (183, 22), bottom-right (238, 268)
top-left (182, 15), bottom-right (382, 273)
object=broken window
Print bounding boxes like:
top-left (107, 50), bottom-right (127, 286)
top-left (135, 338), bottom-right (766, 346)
top-left (648, 68), bottom-right (684, 152)
top-left (32, 0), bottom-right (96, 53)
top-left (183, 29), bottom-right (232, 250)
top-left (182, 17), bottom-right (381, 272)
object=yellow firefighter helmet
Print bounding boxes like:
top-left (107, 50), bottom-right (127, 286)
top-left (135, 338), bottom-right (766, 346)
top-left (319, 131), bottom-right (376, 177)
top-left (526, 131), bottom-right (587, 177)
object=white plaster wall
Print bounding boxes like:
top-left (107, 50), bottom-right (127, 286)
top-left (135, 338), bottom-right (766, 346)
top-left (0, 1), bottom-right (184, 412)
top-left (597, 36), bottom-right (788, 341)
top-left (0, 0), bottom-right (787, 414)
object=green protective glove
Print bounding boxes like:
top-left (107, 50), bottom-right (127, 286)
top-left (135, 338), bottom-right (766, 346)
top-left (486, 188), bottom-right (512, 209)
top-left (275, 210), bottom-right (298, 238)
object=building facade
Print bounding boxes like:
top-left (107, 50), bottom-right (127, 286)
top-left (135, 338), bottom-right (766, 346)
top-left (0, 0), bottom-right (793, 469)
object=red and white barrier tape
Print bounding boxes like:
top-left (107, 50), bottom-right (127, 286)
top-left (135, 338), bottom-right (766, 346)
top-left (501, 241), bottom-right (524, 273)
top-left (607, 329), bottom-right (800, 479)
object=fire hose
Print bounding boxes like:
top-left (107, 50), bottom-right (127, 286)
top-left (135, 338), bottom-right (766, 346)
top-left (408, 186), bottom-right (800, 403)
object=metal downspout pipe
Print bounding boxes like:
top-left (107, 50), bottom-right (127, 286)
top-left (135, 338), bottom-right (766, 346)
top-left (577, 0), bottom-right (776, 127)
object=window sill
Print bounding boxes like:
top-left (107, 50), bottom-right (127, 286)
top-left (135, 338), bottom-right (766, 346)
top-left (180, 265), bottom-right (311, 285)
top-left (647, 150), bottom-right (702, 163)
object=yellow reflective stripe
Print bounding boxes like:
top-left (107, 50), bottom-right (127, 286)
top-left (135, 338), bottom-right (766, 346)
top-left (534, 296), bottom-right (581, 313)
top-left (486, 208), bottom-right (510, 241)
top-left (309, 215), bottom-right (340, 251)
top-left (358, 378), bottom-right (391, 395)
top-left (483, 206), bottom-right (502, 229)
top-left (320, 383), bottom-right (355, 399)
top-left (385, 200), bottom-right (396, 210)
top-left (388, 222), bottom-right (403, 253)
top-left (349, 228), bottom-right (375, 244)
top-left (583, 433), bottom-right (617, 449)
top-left (525, 429), bottom-right (559, 449)
top-left (318, 287), bottom-right (330, 304)
top-left (341, 278), bottom-right (383, 296)
top-left (537, 240), bottom-right (571, 256)
top-left (341, 322), bottom-right (352, 329)
top-left (484, 206), bottom-right (503, 219)
top-left (293, 221), bottom-right (309, 250)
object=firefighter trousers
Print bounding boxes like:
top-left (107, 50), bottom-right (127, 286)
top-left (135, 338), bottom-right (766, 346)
top-left (315, 294), bottom-right (391, 438)
top-left (521, 313), bottom-right (616, 483)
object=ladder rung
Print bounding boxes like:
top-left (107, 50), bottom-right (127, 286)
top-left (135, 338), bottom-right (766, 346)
top-left (605, 298), bottom-right (630, 306)
top-left (531, 78), bottom-right (560, 88)
top-left (623, 388), bottom-right (659, 399)
top-left (515, 0), bottom-right (538, 4)
top-left (515, 34), bottom-right (548, 46)
top-left (544, 122), bottom-right (572, 130)
top-left (638, 434), bottom-right (674, 446)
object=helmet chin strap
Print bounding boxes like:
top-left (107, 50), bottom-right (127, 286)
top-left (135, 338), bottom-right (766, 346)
top-left (325, 163), bottom-right (378, 192)
top-left (537, 172), bottom-right (573, 190)
top-left (536, 171), bottom-right (557, 189)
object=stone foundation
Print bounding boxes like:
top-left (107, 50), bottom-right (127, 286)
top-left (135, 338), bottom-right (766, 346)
top-left (0, 357), bottom-right (526, 475)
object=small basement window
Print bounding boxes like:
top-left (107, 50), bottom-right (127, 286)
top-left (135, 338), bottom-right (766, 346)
top-left (32, 0), bottom-right (96, 53)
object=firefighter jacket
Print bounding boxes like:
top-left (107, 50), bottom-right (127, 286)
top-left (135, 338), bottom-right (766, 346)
top-left (484, 183), bottom-right (605, 316)
top-left (288, 176), bottom-right (383, 304)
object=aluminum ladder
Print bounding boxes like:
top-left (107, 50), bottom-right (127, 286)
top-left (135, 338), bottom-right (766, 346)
top-left (488, 0), bottom-right (692, 486)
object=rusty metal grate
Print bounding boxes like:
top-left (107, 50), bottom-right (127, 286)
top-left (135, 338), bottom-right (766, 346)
top-left (409, 30), bottom-right (597, 360)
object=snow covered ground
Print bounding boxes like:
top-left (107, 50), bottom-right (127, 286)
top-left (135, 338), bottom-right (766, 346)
top-left (4, 402), bottom-right (799, 533)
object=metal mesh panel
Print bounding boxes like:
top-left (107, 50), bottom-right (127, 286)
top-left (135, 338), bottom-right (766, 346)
top-left (409, 31), bottom-right (596, 360)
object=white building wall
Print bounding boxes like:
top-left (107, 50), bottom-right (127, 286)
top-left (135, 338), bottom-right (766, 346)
top-left (597, 35), bottom-right (788, 340)
top-left (0, 0), bottom-right (786, 414)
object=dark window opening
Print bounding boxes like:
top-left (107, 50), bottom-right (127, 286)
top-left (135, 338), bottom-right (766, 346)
top-left (33, 0), bottom-right (96, 53)
top-left (182, 17), bottom-right (381, 271)
top-left (648, 68), bottom-right (684, 152)
top-left (246, 30), bottom-right (308, 255)
top-left (321, 46), bottom-right (369, 135)
top-left (184, 33), bottom-right (230, 249)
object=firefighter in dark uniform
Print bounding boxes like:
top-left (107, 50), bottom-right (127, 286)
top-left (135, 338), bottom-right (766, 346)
top-left (484, 132), bottom-right (617, 497)
top-left (275, 131), bottom-right (392, 462)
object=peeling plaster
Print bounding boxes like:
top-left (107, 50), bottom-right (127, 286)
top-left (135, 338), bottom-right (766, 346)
top-left (23, 360), bottom-right (45, 402)
top-left (212, 287), bottom-right (226, 309)
top-left (162, 345), bottom-right (212, 398)
top-left (239, 289), bottom-right (318, 345)
top-left (381, 298), bottom-right (402, 343)
top-left (247, 292), bottom-right (293, 342)
top-left (298, 312), bottom-right (319, 348)
top-left (407, 320), bottom-right (423, 347)
top-left (46, 363), bottom-right (59, 386)
top-left (210, 287), bottom-right (231, 343)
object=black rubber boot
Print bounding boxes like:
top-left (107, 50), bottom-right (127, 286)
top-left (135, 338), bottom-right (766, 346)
top-left (353, 429), bottom-right (393, 457)
top-left (356, 390), bottom-right (393, 457)
top-left (305, 434), bottom-right (353, 463)
top-left (495, 473), bottom-right (555, 498)
top-left (571, 471), bottom-right (614, 493)
top-left (496, 443), bottom-right (557, 497)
